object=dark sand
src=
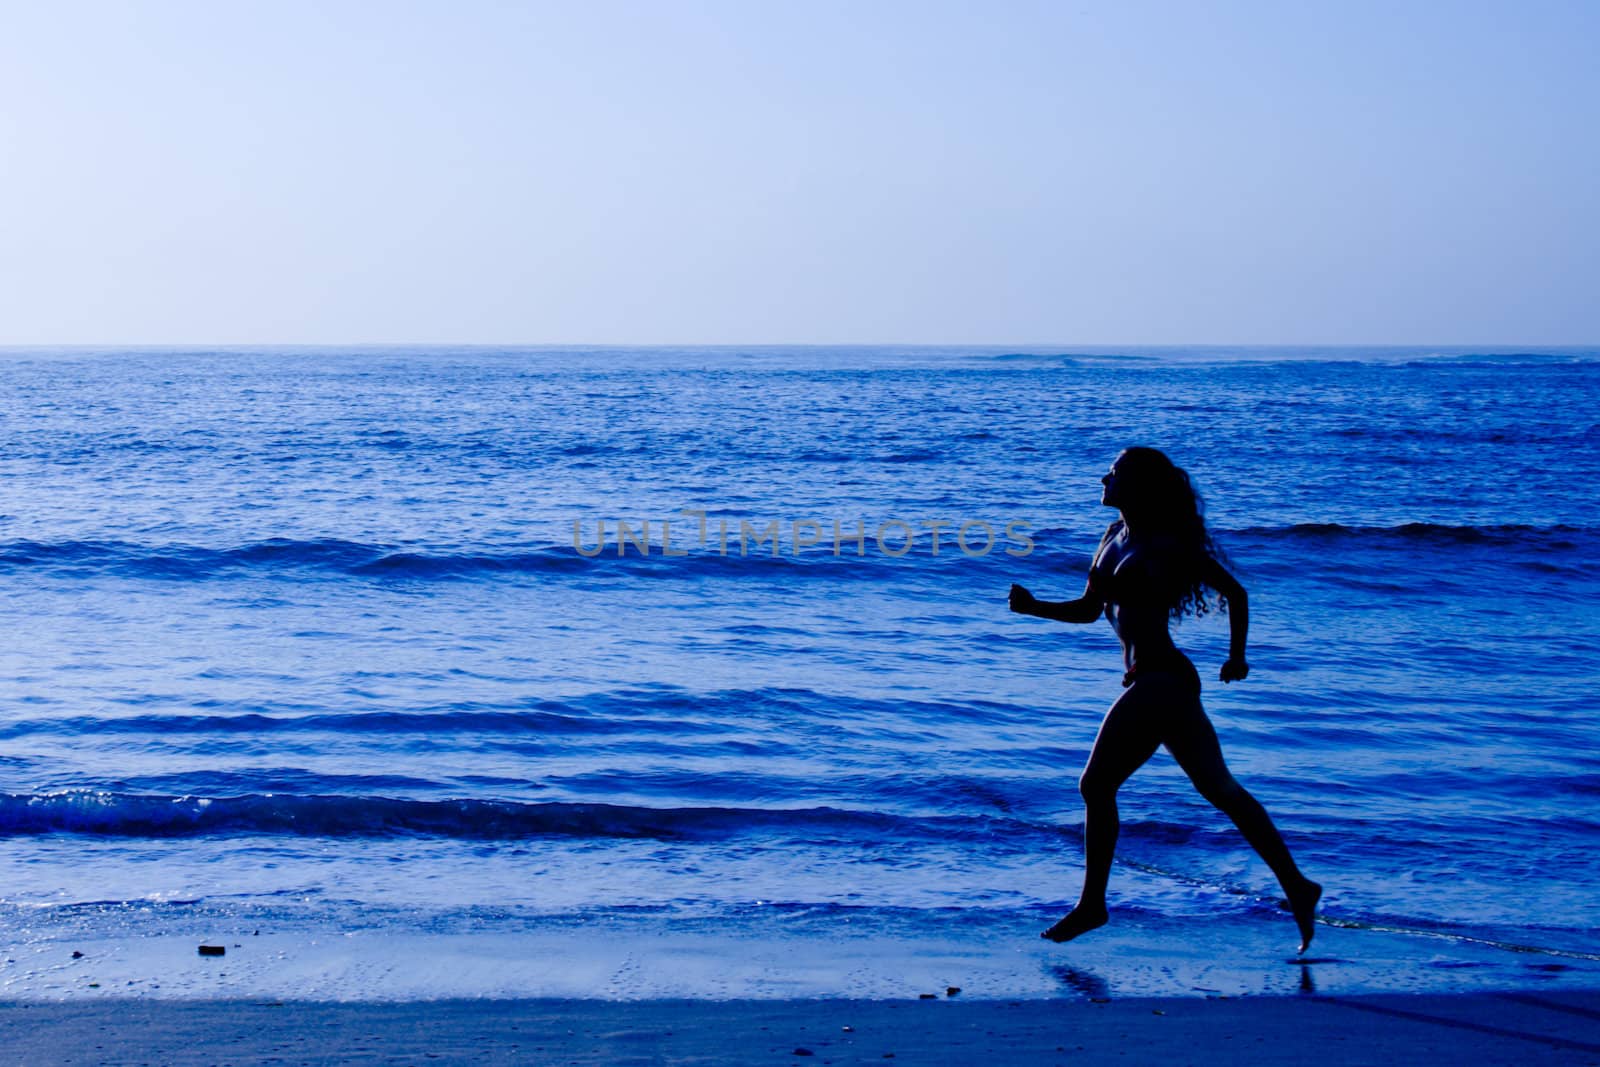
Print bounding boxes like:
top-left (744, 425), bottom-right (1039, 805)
top-left (2, 991), bottom-right (1597, 1066)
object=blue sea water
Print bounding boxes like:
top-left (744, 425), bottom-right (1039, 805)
top-left (0, 345), bottom-right (1598, 998)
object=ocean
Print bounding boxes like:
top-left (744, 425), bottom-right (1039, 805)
top-left (1, 345), bottom-right (1597, 1000)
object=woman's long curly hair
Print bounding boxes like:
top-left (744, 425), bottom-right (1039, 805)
top-left (1114, 446), bottom-right (1229, 620)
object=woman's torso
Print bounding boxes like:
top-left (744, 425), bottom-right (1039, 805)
top-left (1089, 521), bottom-right (1190, 675)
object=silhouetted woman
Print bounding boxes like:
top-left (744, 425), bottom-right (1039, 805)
top-left (1009, 447), bottom-right (1322, 952)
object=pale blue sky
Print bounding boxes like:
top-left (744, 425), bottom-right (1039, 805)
top-left (2, 0), bottom-right (1595, 344)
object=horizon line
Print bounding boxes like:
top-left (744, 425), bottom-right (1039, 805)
top-left (2, 341), bottom-right (1597, 350)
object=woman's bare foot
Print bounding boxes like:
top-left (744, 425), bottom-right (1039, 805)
top-left (1041, 904), bottom-right (1108, 943)
top-left (1288, 879), bottom-right (1322, 953)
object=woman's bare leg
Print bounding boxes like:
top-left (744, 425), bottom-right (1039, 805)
top-left (1043, 685), bottom-right (1161, 943)
top-left (1162, 698), bottom-right (1322, 952)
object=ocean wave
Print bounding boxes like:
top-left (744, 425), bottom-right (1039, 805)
top-left (4, 523), bottom-right (1592, 596)
top-left (1225, 522), bottom-right (1596, 548)
top-left (0, 686), bottom-right (1036, 742)
top-left (971, 346), bottom-right (1600, 367)
top-left (0, 535), bottom-right (996, 582)
top-left (0, 706), bottom-right (713, 740)
top-left (1026, 521), bottom-right (1598, 553)
top-left (0, 537), bottom-right (391, 578)
top-left (1399, 351), bottom-right (1600, 367)
top-left (0, 790), bottom-right (1073, 843)
top-left (982, 351), bottom-right (1152, 364)
top-left (1216, 523), bottom-right (1600, 587)
top-left (0, 537), bottom-right (704, 581)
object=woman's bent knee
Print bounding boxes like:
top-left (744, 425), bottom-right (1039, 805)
top-left (1078, 772), bottom-right (1117, 803)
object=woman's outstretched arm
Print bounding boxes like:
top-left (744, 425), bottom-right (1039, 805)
top-left (1201, 555), bottom-right (1250, 682)
top-left (1009, 522), bottom-right (1117, 625)
top-left (1009, 581), bottom-right (1104, 624)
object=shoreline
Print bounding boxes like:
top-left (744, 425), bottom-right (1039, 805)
top-left (9, 908), bottom-right (1600, 1007)
top-left (7, 902), bottom-right (1599, 1003)
top-left (2, 991), bottom-right (1597, 1065)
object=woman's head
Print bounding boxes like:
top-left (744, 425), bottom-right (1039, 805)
top-left (1102, 447), bottom-right (1190, 522)
top-left (1102, 447), bottom-right (1227, 618)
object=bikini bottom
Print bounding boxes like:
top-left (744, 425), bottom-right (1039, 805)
top-left (1121, 653), bottom-right (1201, 697)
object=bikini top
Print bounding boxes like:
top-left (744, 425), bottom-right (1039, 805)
top-left (1088, 520), bottom-right (1135, 604)
top-left (1089, 520), bottom-right (1183, 609)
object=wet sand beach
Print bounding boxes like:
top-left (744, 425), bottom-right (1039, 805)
top-left (2, 992), bottom-right (1597, 1066)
